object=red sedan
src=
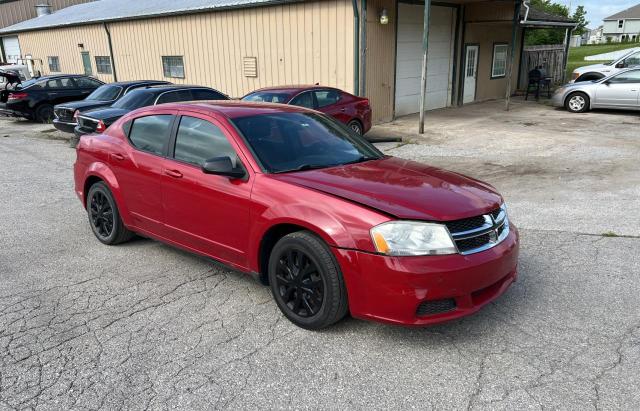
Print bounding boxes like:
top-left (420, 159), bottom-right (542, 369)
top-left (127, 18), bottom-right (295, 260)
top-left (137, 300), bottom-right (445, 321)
top-left (74, 101), bottom-right (518, 329)
top-left (241, 85), bottom-right (372, 135)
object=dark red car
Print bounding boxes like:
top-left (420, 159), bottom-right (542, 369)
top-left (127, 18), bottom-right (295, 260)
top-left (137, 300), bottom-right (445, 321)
top-left (241, 85), bottom-right (372, 135)
top-left (74, 101), bottom-right (518, 329)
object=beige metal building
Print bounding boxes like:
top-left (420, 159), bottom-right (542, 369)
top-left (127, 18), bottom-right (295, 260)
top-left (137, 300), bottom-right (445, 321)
top-left (0, 0), bottom-right (573, 124)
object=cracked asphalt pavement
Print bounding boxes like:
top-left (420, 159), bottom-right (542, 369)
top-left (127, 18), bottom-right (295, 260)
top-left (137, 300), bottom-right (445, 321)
top-left (1, 104), bottom-right (639, 410)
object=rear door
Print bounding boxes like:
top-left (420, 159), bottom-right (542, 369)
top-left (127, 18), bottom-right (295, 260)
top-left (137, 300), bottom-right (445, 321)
top-left (289, 91), bottom-right (316, 110)
top-left (45, 77), bottom-right (82, 104)
top-left (594, 70), bottom-right (640, 108)
top-left (110, 111), bottom-right (177, 235)
top-left (160, 111), bottom-right (253, 268)
top-left (313, 89), bottom-right (351, 124)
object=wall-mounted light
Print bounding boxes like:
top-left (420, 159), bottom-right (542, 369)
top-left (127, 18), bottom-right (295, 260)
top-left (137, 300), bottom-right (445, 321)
top-left (77, 43), bottom-right (84, 49)
top-left (379, 8), bottom-right (389, 25)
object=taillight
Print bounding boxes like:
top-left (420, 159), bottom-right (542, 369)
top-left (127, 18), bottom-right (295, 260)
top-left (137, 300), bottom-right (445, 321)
top-left (357, 98), bottom-right (370, 109)
top-left (8, 92), bottom-right (28, 101)
top-left (95, 120), bottom-right (106, 133)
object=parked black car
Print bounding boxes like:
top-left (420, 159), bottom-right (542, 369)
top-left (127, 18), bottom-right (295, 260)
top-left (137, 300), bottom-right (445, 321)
top-left (0, 75), bottom-right (103, 122)
top-left (75, 85), bottom-right (229, 138)
top-left (53, 80), bottom-right (171, 133)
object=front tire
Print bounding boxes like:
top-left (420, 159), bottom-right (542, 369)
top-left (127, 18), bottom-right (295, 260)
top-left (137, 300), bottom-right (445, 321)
top-left (35, 104), bottom-right (54, 123)
top-left (268, 231), bottom-right (348, 330)
top-left (87, 182), bottom-right (134, 245)
top-left (565, 92), bottom-right (590, 113)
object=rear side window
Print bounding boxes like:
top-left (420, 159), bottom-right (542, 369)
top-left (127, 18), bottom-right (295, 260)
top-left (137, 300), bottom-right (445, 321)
top-left (47, 78), bottom-right (75, 89)
top-left (128, 115), bottom-right (173, 156)
top-left (191, 89), bottom-right (228, 100)
top-left (290, 91), bottom-right (315, 109)
top-left (314, 90), bottom-right (340, 107)
top-left (173, 116), bottom-right (238, 167)
top-left (610, 70), bottom-right (640, 83)
top-left (156, 90), bottom-right (193, 104)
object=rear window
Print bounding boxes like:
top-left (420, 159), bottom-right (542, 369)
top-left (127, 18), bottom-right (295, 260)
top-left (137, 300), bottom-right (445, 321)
top-left (191, 89), bottom-right (228, 101)
top-left (242, 92), bottom-right (290, 103)
top-left (156, 90), bottom-right (193, 104)
top-left (128, 115), bottom-right (173, 155)
top-left (112, 89), bottom-right (157, 110)
top-left (87, 85), bottom-right (122, 101)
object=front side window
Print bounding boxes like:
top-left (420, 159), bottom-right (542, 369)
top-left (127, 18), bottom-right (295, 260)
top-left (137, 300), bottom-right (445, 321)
top-left (314, 90), bottom-right (340, 108)
top-left (86, 85), bottom-right (122, 101)
top-left (242, 92), bottom-right (290, 103)
top-left (290, 91), bottom-right (315, 109)
top-left (95, 56), bottom-right (112, 74)
top-left (162, 56), bottom-right (185, 79)
top-left (231, 112), bottom-right (382, 173)
top-left (48, 56), bottom-right (60, 72)
top-left (623, 52), bottom-right (640, 67)
top-left (173, 116), bottom-right (238, 167)
top-left (128, 115), bottom-right (174, 156)
top-left (491, 44), bottom-right (509, 79)
top-left (608, 70), bottom-right (640, 83)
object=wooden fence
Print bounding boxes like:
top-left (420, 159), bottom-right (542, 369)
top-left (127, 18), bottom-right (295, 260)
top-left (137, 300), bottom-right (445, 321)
top-left (518, 44), bottom-right (566, 89)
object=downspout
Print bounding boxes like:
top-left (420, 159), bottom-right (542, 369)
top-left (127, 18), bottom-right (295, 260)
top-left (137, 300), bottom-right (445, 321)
top-left (418, 0), bottom-right (431, 134)
top-left (352, 0), bottom-right (360, 96)
top-left (522, 0), bottom-right (530, 22)
top-left (103, 22), bottom-right (118, 81)
top-left (505, 0), bottom-right (522, 111)
top-left (360, 0), bottom-right (367, 96)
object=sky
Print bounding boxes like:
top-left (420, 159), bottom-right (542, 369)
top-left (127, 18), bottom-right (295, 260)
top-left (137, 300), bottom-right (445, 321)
top-left (559, 1), bottom-right (639, 28)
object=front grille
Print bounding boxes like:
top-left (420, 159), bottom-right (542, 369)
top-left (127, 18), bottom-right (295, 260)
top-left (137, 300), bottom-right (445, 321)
top-left (54, 107), bottom-right (74, 122)
top-left (78, 116), bottom-right (98, 132)
top-left (444, 206), bottom-right (509, 255)
top-left (416, 299), bottom-right (456, 316)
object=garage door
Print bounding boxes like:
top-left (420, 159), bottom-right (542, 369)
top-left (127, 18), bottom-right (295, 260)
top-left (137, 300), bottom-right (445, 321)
top-left (2, 36), bottom-right (21, 64)
top-left (395, 4), bottom-right (455, 116)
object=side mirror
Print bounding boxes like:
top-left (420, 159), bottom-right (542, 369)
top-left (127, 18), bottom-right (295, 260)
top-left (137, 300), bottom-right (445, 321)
top-left (615, 62), bottom-right (625, 69)
top-left (202, 156), bottom-right (246, 179)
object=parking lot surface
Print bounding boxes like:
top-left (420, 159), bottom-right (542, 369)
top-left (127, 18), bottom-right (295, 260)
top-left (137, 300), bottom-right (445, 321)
top-left (1, 102), bottom-right (639, 410)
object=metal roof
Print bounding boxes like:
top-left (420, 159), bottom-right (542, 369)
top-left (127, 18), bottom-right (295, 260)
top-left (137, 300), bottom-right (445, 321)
top-left (604, 4), bottom-right (640, 21)
top-left (0, 0), bottom-right (298, 34)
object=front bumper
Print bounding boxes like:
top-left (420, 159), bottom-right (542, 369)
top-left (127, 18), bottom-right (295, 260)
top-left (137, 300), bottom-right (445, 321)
top-left (551, 91), bottom-right (566, 108)
top-left (53, 119), bottom-right (77, 133)
top-left (334, 225), bottom-right (519, 326)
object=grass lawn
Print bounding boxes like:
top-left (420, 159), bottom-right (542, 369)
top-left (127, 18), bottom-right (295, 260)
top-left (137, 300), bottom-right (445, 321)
top-left (566, 43), bottom-right (640, 77)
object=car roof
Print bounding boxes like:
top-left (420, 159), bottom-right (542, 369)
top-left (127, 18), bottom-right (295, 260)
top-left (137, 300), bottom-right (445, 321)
top-left (247, 85), bottom-right (338, 95)
top-left (129, 84), bottom-right (218, 94)
top-left (108, 80), bottom-right (171, 87)
top-left (146, 100), bottom-right (315, 118)
top-left (34, 74), bottom-right (98, 80)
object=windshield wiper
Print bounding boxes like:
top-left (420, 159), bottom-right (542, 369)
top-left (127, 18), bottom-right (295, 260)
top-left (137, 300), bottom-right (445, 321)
top-left (273, 164), bottom-right (329, 174)
top-left (342, 155), bottom-right (378, 165)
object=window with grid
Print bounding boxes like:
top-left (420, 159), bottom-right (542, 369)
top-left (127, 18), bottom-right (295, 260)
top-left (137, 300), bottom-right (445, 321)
top-left (491, 44), bottom-right (508, 79)
top-left (618, 20), bottom-right (624, 29)
top-left (162, 56), bottom-right (185, 78)
top-left (48, 56), bottom-right (60, 72)
top-left (95, 56), bottom-right (112, 74)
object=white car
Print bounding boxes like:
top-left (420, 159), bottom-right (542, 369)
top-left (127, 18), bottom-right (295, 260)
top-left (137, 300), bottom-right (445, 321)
top-left (571, 50), bottom-right (640, 83)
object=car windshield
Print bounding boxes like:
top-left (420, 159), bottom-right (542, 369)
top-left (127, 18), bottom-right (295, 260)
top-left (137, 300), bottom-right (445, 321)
top-left (242, 92), bottom-right (291, 103)
top-left (231, 112), bottom-right (382, 173)
top-left (111, 89), bottom-right (157, 110)
top-left (87, 85), bottom-right (122, 101)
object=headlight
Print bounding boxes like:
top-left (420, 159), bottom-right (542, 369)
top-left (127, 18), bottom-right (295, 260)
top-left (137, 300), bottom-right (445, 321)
top-left (370, 221), bottom-right (457, 256)
top-left (571, 72), bottom-right (580, 81)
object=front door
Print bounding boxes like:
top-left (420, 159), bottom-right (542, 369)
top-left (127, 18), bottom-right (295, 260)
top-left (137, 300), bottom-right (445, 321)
top-left (81, 52), bottom-right (92, 76)
top-left (161, 112), bottom-right (253, 268)
top-left (463, 45), bottom-right (479, 104)
top-left (593, 69), bottom-right (640, 108)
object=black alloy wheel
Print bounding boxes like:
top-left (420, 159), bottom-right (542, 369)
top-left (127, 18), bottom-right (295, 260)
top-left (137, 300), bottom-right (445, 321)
top-left (268, 231), bottom-right (348, 329)
top-left (348, 120), bottom-right (363, 135)
top-left (86, 182), bottom-right (134, 245)
top-left (90, 190), bottom-right (113, 239)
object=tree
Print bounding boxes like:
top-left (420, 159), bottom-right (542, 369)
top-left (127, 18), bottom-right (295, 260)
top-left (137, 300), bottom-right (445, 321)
top-left (572, 5), bottom-right (589, 36)
top-left (525, 0), bottom-right (570, 46)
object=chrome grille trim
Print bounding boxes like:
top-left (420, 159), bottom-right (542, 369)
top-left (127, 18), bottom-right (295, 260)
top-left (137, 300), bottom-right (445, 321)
top-left (446, 205), bottom-right (509, 255)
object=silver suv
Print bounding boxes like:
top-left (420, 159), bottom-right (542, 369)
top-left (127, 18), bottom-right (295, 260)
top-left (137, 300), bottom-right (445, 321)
top-left (571, 49), bottom-right (640, 83)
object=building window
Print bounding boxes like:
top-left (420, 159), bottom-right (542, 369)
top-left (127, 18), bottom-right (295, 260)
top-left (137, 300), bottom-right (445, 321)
top-left (618, 20), bottom-right (624, 29)
top-left (491, 43), bottom-right (508, 79)
top-left (95, 56), bottom-right (112, 74)
top-left (162, 56), bottom-right (185, 78)
top-left (47, 56), bottom-right (60, 72)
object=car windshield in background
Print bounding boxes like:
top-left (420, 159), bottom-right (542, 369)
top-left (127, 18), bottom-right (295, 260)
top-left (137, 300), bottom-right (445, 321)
top-left (232, 112), bottom-right (382, 173)
top-left (111, 89), bottom-right (157, 110)
top-left (87, 85), bottom-right (122, 101)
top-left (241, 92), bottom-right (291, 103)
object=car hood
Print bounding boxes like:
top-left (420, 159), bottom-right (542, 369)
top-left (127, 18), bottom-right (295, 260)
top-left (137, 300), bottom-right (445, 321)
top-left (574, 63), bottom-right (610, 74)
top-left (81, 107), bottom-right (130, 122)
top-left (57, 100), bottom-right (112, 112)
top-left (271, 156), bottom-right (502, 221)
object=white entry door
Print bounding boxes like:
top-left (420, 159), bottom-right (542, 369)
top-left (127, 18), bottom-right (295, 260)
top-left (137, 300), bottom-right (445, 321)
top-left (2, 36), bottom-right (21, 64)
top-left (395, 3), bottom-right (455, 116)
top-left (463, 45), bottom-right (479, 104)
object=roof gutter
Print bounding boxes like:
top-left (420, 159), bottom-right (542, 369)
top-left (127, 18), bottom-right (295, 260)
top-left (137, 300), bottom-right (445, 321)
top-left (103, 22), bottom-right (118, 81)
top-left (520, 20), bottom-right (578, 28)
top-left (352, 0), bottom-right (360, 96)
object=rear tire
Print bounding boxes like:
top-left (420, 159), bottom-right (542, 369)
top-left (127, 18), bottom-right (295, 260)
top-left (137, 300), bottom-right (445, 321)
top-left (347, 120), bottom-right (363, 135)
top-left (35, 104), bottom-right (54, 123)
top-left (268, 231), bottom-right (348, 330)
top-left (565, 92), bottom-right (590, 113)
top-left (86, 182), bottom-right (134, 245)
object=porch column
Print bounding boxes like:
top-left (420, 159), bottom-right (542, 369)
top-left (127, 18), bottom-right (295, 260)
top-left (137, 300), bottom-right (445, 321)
top-left (561, 27), bottom-right (572, 83)
top-left (505, 0), bottom-right (522, 111)
top-left (418, 0), bottom-right (431, 134)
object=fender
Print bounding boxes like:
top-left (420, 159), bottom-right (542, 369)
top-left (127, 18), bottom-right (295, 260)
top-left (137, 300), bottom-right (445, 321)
top-left (83, 161), bottom-right (134, 227)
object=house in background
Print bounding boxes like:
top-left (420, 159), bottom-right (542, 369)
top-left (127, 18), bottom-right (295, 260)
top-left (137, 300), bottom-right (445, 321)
top-left (0, 0), bottom-right (94, 63)
top-left (0, 0), bottom-right (573, 126)
top-left (603, 4), bottom-right (640, 43)
top-left (583, 26), bottom-right (603, 44)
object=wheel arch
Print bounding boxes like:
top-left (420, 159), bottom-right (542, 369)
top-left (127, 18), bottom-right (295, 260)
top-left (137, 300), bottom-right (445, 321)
top-left (82, 162), bottom-right (133, 226)
top-left (564, 90), bottom-right (591, 111)
top-left (576, 72), bottom-right (605, 82)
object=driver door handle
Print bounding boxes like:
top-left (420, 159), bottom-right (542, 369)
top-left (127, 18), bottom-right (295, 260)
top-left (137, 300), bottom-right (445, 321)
top-left (164, 169), bottom-right (183, 179)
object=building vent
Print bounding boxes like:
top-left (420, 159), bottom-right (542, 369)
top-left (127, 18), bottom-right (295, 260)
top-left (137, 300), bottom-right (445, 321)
top-left (242, 57), bottom-right (258, 78)
top-left (35, 4), bottom-right (53, 17)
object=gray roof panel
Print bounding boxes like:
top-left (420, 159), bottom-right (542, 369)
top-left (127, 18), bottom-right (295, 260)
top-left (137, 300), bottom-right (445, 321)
top-left (604, 4), bottom-right (640, 21)
top-left (0, 0), bottom-right (297, 34)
